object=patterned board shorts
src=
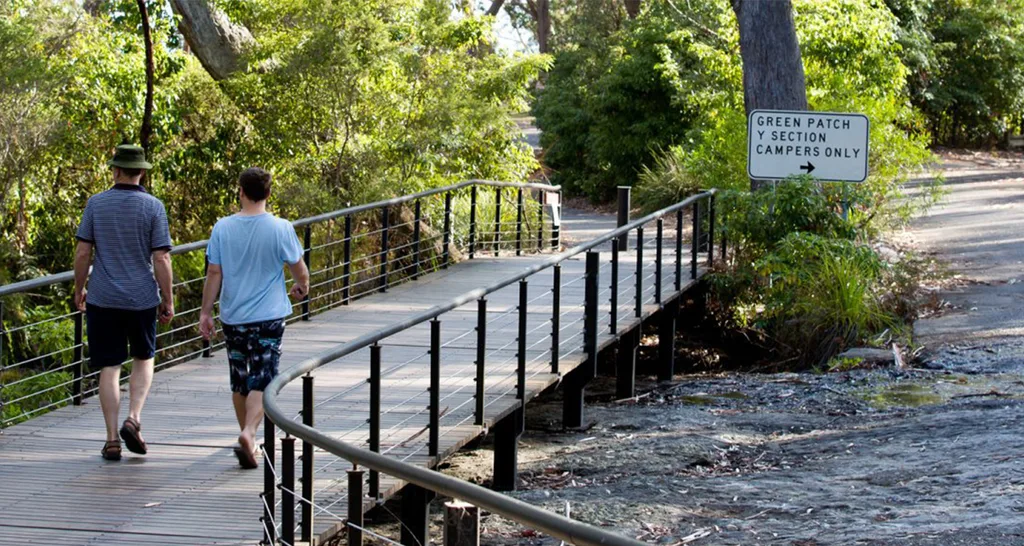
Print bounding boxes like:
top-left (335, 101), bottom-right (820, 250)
top-left (222, 319), bottom-right (285, 395)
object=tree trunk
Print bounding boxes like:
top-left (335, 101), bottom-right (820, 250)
top-left (486, 0), bottom-right (506, 16)
top-left (136, 0), bottom-right (154, 154)
top-left (624, 0), bottom-right (642, 19)
top-left (731, 0), bottom-right (807, 190)
top-left (169, 0), bottom-right (254, 81)
top-left (535, 0), bottom-right (551, 54)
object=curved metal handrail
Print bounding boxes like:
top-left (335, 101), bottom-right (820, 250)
top-left (0, 179), bottom-right (561, 298)
top-left (264, 189), bottom-right (715, 546)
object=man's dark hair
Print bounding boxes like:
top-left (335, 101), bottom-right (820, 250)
top-left (239, 167), bottom-right (272, 202)
top-left (118, 167), bottom-right (143, 178)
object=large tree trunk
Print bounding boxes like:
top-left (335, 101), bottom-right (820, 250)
top-left (136, 0), bottom-right (154, 153)
top-left (169, 0), bottom-right (254, 81)
top-left (486, 0), bottom-right (506, 16)
top-left (731, 0), bottom-right (807, 190)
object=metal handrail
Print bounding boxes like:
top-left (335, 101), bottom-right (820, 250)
top-left (263, 189), bottom-right (715, 546)
top-left (0, 179), bottom-right (561, 298)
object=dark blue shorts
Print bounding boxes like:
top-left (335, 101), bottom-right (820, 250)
top-left (86, 304), bottom-right (158, 368)
top-left (223, 319), bottom-right (285, 395)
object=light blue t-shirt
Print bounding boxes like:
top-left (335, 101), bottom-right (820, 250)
top-left (206, 213), bottom-right (304, 326)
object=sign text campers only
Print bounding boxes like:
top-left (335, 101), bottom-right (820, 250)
top-left (747, 110), bottom-right (870, 182)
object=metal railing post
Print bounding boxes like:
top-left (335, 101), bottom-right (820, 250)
top-left (675, 209), bottom-right (683, 291)
top-left (281, 436), bottom-right (296, 546)
top-left (303, 226), bottom-right (312, 319)
top-left (0, 301), bottom-right (6, 422)
top-left (635, 227), bottom-right (644, 318)
top-left (708, 194), bottom-right (716, 266)
top-left (584, 251), bottom-right (600, 376)
top-left (691, 201), bottom-right (700, 280)
top-left (515, 188), bottom-right (524, 256)
top-left (443, 192), bottom-right (452, 269)
top-left (655, 219), bottom-right (663, 304)
top-left (368, 343), bottom-right (381, 498)
top-left (413, 200), bottom-right (422, 280)
top-left (348, 468), bottom-right (365, 546)
top-left (474, 298), bottom-right (486, 426)
top-left (550, 265), bottom-right (560, 374)
top-left (469, 185), bottom-right (478, 259)
top-left (617, 186), bottom-right (631, 251)
top-left (610, 239), bottom-right (618, 335)
top-left (73, 310), bottom-right (83, 405)
top-left (380, 206), bottom-right (390, 293)
top-left (262, 416), bottom-right (276, 545)
top-left (429, 319), bottom-right (441, 459)
top-left (552, 189), bottom-right (562, 250)
top-left (301, 374), bottom-right (315, 543)
top-left (493, 186), bottom-right (502, 256)
top-left (537, 198), bottom-right (544, 251)
top-left (343, 215), bottom-right (352, 304)
top-left (517, 280), bottom-right (527, 406)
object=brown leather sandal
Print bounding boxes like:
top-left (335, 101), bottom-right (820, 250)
top-left (101, 440), bottom-right (122, 461)
top-left (120, 417), bottom-right (147, 455)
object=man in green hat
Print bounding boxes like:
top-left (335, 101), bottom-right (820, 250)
top-left (73, 144), bottom-right (175, 461)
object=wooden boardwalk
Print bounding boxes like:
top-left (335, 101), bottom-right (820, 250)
top-left (0, 215), bottom-right (706, 545)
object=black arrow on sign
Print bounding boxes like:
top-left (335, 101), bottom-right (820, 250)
top-left (799, 161), bottom-right (815, 174)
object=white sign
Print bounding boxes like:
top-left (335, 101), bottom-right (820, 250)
top-left (747, 109), bottom-right (869, 182)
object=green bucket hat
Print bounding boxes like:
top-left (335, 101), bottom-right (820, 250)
top-left (107, 144), bottom-right (152, 170)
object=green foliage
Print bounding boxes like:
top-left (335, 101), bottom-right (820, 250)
top-left (887, 0), bottom-right (1024, 146)
top-left (711, 181), bottom-right (915, 369)
top-left (1, 369), bottom-right (72, 426)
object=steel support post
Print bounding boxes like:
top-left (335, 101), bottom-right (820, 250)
top-left (675, 209), bottom-right (683, 292)
top-left (708, 194), bottom-right (716, 265)
top-left (348, 469), bottom-right (365, 546)
top-left (635, 227), bottom-right (644, 317)
top-left (515, 188), bottom-right (524, 256)
top-left (583, 251), bottom-right (600, 378)
top-left (73, 310), bottom-right (83, 404)
top-left (0, 302), bottom-right (5, 421)
top-left (517, 280), bottom-right (527, 407)
top-left (301, 375), bottom-right (315, 543)
top-left (202, 255), bottom-right (212, 357)
top-left (691, 201), bottom-right (700, 280)
top-left (379, 206), bottom-right (390, 293)
top-left (617, 186), bottom-right (631, 251)
top-left (492, 408), bottom-right (522, 491)
top-left (469, 185), bottom-right (477, 259)
top-left (343, 215), bottom-right (352, 304)
top-left (474, 298), bottom-right (486, 426)
top-left (655, 218), bottom-right (664, 304)
top-left (493, 186), bottom-right (502, 256)
top-left (368, 343), bottom-right (381, 498)
top-left (429, 319), bottom-right (441, 459)
top-left (412, 199), bottom-right (422, 280)
top-left (537, 199), bottom-right (544, 252)
top-left (262, 416), bottom-right (276, 545)
top-left (561, 368), bottom-right (586, 429)
top-left (610, 239), bottom-right (619, 335)
top-left (281, 437), bottom-right (296, 546)
top-left (550, 265), bottom-right (560, 374)
top-left (443, 192), bottom-right (452, 268)
top-left (400, 484), bottom-right (434, 546)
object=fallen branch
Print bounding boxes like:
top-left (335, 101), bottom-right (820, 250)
top-left (952, 390), bottom-right (1009, 399)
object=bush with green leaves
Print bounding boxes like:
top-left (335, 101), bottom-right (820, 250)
top-left (712, 179), bottom-right (914, 369)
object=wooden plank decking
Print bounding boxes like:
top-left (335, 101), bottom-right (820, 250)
top-left (0, 217), bottom-right (707, 546)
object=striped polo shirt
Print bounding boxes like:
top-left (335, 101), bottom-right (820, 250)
top-left (76, 184), bottom-right (173, 310)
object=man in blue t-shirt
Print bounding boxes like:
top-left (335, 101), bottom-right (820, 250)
top-left (74, 144), bottom-right (175, 461)
top-left (199, 167), bottom-right (309, 469)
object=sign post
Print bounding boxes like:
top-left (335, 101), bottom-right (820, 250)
top-left (747, 109), bottom-right (869, 182)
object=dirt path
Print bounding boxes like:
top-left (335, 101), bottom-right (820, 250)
top-left (432, 156), bottom-right (1024, 546)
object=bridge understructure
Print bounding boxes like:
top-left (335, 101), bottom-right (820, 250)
top-left (0, 182), bottom-right (718, 546)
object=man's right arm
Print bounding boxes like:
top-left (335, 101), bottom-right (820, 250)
top-left (73, 241), bottom-right (93, 312)
top-left (199, 264), bottom-right (223, 340)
